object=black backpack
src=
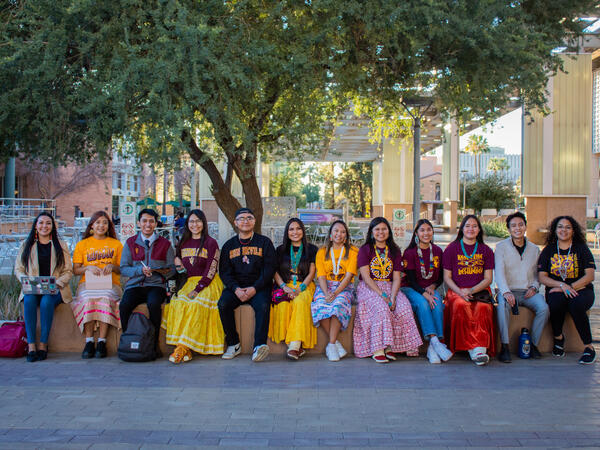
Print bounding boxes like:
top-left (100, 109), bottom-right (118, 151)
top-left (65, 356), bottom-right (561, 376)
top-left (118, 312), bottom-right (157, 362)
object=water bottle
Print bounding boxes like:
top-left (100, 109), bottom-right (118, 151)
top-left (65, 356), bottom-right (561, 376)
top-left (518, 328), bottom-right (531, 359)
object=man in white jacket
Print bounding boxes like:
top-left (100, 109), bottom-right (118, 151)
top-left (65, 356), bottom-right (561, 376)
top-left (495, 212), bottom-right (549, 362)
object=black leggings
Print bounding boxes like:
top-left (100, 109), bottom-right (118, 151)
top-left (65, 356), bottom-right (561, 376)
top-left (546, 288), bottom-right (594, 345)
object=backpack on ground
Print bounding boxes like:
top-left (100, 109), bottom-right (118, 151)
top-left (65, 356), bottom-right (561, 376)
top-left (0, 321), bottom-right (28, 358)
top-left (117, 312), bottom-right (156, 362)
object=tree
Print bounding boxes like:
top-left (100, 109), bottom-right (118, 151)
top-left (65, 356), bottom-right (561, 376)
top-left (465, 175), bottom-right (515, 213)
top-left (269, 163), bottom-right (307, 208)
top-left (1, 1), bottom-right (342, 231)
top-left (336, 162), bottom-right (372, 217)
top-left (487, 157), bottom-right (510, 175)
top-left (2, 0), bottom-right (594, 231)
top-left (319, 163), bottom-right (337, 209)
top-left (464, 135), bottom-right (491, 179)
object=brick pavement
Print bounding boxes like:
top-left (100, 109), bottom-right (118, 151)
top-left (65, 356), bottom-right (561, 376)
top-left (0, 352), bottom-right (599, 448)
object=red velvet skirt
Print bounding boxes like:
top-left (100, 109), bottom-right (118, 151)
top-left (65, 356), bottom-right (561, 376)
top-left (443, 289), bottom-right (496, 356)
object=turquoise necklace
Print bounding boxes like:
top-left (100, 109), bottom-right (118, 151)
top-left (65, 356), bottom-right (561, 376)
top-left (460, 238), bottom-right (478, 262)
top-left (290, 243), bottom-right (303, 286)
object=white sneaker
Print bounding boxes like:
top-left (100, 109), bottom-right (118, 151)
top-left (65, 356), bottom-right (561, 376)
top-left (252, 344), bottom-right (270, 362)
top-left (335, 340), bottom-right (347, 359)
top-left (432, 340), bottom-right (453, 362)
top-left (222, 343), bottom-right (241, 360)
top-left (326, 343), bottom-right (340, 361)
top-left (469, 348), bottom-right (489, 366)
top-left (427, 344), bottom-right (441, 364)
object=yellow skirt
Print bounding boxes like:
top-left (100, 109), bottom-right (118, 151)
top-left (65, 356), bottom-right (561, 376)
top-left (161, 274), bottom-right (225, 354)
top-left (268, 281), bottom-right (317, 348)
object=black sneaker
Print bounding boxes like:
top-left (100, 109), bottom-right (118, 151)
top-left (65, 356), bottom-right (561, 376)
top-left (95, 341), bottom-right (107, 358)
top-left (579, 347), bottom-right (596, 365)
top-left (26, 351), bottom-right (38, 363)
top-left (81, 341), bottom-right (95, 359)
top-left (531, 344), bottom-right (542, 359)
top-left (36, 350), bottom-right (47, 361)
top-left (498, 344), bottom-right (512, 363)
top-left (552, 337), bottom-right (565, 357)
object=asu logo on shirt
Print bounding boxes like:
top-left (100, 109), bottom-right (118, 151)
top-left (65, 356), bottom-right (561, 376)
top-left (456, 253), bottom-right (484, 276)
top-left (181, 247), bottom-right (208, 259)
top-left (86, 247), bottom-right (115, 263)
top-left (229, 246), bottom-right (263, 259)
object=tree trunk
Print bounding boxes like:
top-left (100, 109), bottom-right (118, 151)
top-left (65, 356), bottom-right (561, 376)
top-left (358, 181), bottom-right (365, 217)
top-left (162, 167), bottom-right (168, 216)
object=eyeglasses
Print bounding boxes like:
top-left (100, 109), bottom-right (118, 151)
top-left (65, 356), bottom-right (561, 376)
top-left (188, 220), bottom-right (203, 225)
top-left (236, 216), bottom-right (255, 222)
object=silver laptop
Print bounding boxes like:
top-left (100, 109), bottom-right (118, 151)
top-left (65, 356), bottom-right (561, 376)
top-left (21, 276), bottom-right (58, 295)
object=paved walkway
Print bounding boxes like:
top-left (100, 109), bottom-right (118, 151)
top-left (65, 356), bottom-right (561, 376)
top-left (0, 351), bottom-right (599, 448)
top-left (2, 232), bottom-right (600, 448)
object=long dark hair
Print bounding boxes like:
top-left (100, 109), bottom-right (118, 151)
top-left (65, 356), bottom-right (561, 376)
top-left (455, 214), bottom-right (485, 244)
top-left (21, 212), bottom-right (64, 272)
top-left (407, 219), bottom-right (434, 250)
top-left (364, 217), bottom-right (400, 257)
top-left (279, 218), bottom-right (311, 276)
top-left (324, 220), bottom-right (353, 260)
top-left (546, 215), bottom-right (586, 246)
top-left (176, 209), bottom-right (208, 257)
top-left (83, 211), bottom-right (117, 239)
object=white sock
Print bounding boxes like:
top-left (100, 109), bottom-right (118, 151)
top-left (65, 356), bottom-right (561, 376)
top-left (85, 337), bottom-right (94, 343)
top-left (98, 338), bottom-right (106, 343)
top-left (430, 336), bottom-right (440, 344)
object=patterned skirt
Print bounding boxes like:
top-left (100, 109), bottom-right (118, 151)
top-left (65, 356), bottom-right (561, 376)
top-left (161, 274), bottom-right (225, 355)
top-left (311, 280), bottom-right (354, 330)
top-left (269, 282), bottom-right (317, 348)
top-left (70, 284), bottom-right (122, 332)
top-left (443, 289), bottom-right (497, 356)
top-left (353, 280), bottom-right (423, 358)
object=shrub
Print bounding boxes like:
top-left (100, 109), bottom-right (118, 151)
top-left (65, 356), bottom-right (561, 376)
top-left (0, 276), bottom-right (22, 321)
top-left (481, 221), bottom-right (509, 239)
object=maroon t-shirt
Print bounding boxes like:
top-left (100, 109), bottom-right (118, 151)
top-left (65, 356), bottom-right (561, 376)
top-left (442, 240), bottom-right (494, 289)
top-left (357, 244), bottom-right (402, 281)
top-left (402, 244), bottom-right (443, 289)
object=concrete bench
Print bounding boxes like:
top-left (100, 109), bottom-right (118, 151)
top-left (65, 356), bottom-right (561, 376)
top-left (37, 301), bottom-right (584, 357)
top-left (38, 303), bottom-right (356, 356)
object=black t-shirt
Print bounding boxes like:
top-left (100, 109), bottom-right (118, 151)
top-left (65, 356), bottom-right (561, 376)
top-left (219, 233), bottom-right (276, 291)
top-left (276, 243), bottom-right (318, 284)
top-left (537, 242), bottom-right (596, 289)
top-left (37, 241), bottom-right (52, 276)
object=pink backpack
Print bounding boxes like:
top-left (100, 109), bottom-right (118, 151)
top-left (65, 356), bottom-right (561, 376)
top-left (0, 321), bottom-right (28, 358)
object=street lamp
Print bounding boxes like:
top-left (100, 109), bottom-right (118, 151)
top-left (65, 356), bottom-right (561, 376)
top-left (401, 96), bottom-right (434, 228)
top-left (460, 169), bottom-right (468, 211)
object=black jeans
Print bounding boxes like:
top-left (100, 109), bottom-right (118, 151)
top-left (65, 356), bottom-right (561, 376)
top-left (218, 288), bottom-right (271, 348)
top-left (120, 286), bottom-right (166, 345)
top-left (546, 288), bottom-right (595, 345)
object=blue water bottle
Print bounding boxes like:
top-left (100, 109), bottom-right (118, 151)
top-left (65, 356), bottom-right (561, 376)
top-left (518, 328), bottom-right (531, 359)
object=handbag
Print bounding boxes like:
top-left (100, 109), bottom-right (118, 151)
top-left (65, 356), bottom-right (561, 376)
top-left (471, 289), bottom-right (497, 306)
top-left (271, 287), bottom-right (291, 304)
top-left (166, 271), bottom-right (188, 300)
top-left (0, 321), bottom-right (28, 358)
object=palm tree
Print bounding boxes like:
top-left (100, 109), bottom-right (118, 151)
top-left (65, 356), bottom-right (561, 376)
top-left (464, 135), bottom-right (491, 178)
top-left (487, 157), bottom-right (510, 174)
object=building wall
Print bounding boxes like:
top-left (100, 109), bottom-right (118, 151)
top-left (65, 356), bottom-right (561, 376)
top-left (459, 148), bottom-right (521, 182)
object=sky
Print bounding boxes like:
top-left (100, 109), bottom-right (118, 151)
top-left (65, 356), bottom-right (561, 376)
top-left (433, 108), bottom-right (522, 159)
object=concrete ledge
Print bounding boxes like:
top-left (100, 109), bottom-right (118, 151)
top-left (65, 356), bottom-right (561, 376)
top-left (38, 301), bottom-right (585, 357)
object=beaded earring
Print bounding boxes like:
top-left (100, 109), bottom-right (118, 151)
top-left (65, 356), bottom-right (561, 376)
top-left (415, 235), bottom-right (419, 245)
top-left (34, 230), bottom-right (38, 241)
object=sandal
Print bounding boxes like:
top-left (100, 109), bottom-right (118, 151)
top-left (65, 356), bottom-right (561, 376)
top-left (169, 345), bottom-right (187, 364)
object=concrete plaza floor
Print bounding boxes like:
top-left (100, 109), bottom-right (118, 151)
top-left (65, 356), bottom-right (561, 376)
top-left (2, 232), bottom-right (600, 449)
top-left (0, 350), bottom-right (599, 449)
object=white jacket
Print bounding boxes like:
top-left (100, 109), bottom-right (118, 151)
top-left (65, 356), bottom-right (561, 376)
top-left (494, 237), bottom-right (540, 295)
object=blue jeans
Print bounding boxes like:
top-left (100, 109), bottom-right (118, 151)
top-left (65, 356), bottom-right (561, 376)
top-left (401, 287), bottom-right (444, 339)
top-left (23, 293), bottom-right (63, 344)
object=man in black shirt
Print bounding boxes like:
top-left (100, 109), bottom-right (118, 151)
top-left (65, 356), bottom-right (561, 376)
top-left (218, 208), bottom-right (276, 362)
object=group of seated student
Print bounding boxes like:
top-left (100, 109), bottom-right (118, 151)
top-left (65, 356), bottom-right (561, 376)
top-left (14, 206), bottom-right (596, 365)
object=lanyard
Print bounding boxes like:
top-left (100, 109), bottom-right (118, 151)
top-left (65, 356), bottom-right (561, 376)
top-left (330, 246), bottom-right (345, 276)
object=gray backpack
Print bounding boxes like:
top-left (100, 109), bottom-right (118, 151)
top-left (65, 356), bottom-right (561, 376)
top-left (117, 312), bottom-right (156, 362)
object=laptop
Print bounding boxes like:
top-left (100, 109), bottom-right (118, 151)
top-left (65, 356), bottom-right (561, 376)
top-left (21, 276), bottom-right (59, 295)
